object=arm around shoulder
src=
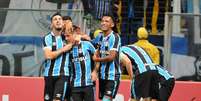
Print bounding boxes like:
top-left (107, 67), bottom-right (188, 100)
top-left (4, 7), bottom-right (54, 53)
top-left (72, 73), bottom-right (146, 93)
top-left (44, 43), bottom-right (73, 59)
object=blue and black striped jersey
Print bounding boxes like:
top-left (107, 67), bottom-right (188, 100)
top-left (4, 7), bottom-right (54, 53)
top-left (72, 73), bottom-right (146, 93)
top-left (93, 31), bottom-right (121, 80)
top-left (120, 45), bottom-right (157, 75)
top-left (69, 41), bottom-right (96, 87)
top-left (43, 32), bottom-right (70, 77)
top-left (156, 65), bottom-right (174, 80)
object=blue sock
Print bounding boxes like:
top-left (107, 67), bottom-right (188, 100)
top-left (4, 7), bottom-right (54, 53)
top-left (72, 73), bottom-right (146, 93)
top-left (102, 96), bottom-right (111, 101)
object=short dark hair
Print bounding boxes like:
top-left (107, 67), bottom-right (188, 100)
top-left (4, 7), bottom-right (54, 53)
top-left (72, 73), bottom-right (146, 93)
top-left (102, 14), bottom-right (117, 23)
top-left (51, 12), bottom-right (62, 22)
top-left (62, 16), bottom-right (72, 21)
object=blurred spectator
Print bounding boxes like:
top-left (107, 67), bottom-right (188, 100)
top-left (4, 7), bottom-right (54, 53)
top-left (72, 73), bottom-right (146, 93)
top-left (93, 29), bottom-right (103, 38)
top-left (112, 0), bottom-right (121, 21)
top-left (93, 0), bottom-right (110, 20)
top-left (134, 27), bottom-right (160, 65)
top-left (86, 0), bottom-right (121, 34)
top-left (93, 0), bottom-right (115, 20)
top-left (81, 0), bottom-right (93, 15)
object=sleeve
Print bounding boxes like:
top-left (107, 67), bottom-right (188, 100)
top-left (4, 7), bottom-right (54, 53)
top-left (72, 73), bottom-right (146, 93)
top-left (43, 35), bottom-right (52, 50)
top-left (87, 41), bottom-right (96, 54)
top-left (109, 34), bottom-right (120, 51)
top-left (90, 34), bottom-right (103, 48)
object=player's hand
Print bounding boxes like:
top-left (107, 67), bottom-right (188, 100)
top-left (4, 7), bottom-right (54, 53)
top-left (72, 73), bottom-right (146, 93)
top-left (94, 50), bottom-right (100, 57)
top-left (74, 34), bottom-right (81, 44)
top-left (93, 54), bottom-right (100, 62)
top-left (62, 43), bottom-right (73, 52)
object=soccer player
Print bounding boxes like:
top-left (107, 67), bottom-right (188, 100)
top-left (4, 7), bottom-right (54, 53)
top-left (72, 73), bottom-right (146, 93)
top-left (43, 12), bottom-right (74, 101)
top-left (92, 15), bottom-right (121, 101)
top-left (120, 45), bottom-right (159, 101)
top-left (120, 45), bottom-right (175, 101)
top-left (64, 26), bottom-right (96, 101)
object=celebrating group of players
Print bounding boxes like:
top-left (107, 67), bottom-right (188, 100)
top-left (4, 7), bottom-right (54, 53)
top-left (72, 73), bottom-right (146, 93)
top-left (42, 12), bottom-right (175, 101)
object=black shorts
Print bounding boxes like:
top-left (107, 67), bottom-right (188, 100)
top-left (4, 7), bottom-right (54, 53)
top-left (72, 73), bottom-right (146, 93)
top-left (71, 86), bottom-right (95, 101)
top-left (99, 78), bottom-right (120, 99)
top-left (44, 76), bottom-right (70, 101)
top-left (159, 78), bottom-right (175, 101)
top-left (134, 70), bottom-right (159, 99)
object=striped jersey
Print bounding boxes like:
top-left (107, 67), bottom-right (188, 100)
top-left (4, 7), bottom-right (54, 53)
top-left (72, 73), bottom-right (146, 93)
top-left (156, 65), bottom-right (174, 80)
top-left (69, 41), bottom-right (96, 87)
top-left (120, 45), bottom-right (157, 76)
top-left (43, 32), bottom-right (70, 77)
top-left (93, 31), bottom-right (121, 80)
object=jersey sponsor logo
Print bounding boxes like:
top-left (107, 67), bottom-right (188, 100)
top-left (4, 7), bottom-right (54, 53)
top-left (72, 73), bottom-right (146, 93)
top-left (72, 56), bottom-right (87, 62)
